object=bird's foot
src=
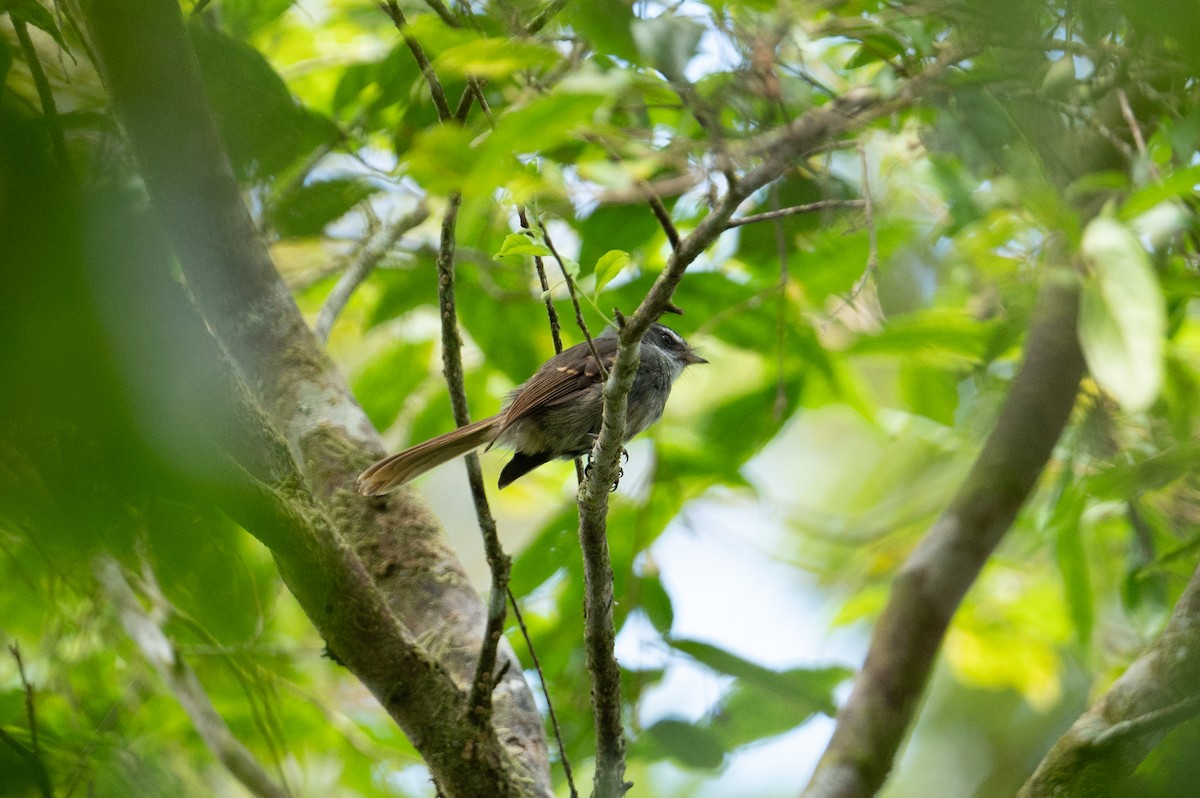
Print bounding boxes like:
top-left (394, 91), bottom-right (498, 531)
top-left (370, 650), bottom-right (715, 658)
top-left (582, 445), bottom-right (626, 492)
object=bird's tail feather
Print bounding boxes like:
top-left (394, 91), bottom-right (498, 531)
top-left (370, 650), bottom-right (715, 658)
top-left (357, 415), bottom-right (501, 495)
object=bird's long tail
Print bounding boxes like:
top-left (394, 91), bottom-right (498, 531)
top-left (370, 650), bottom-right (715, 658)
top-left (356, 415), bottom-right (501, 495)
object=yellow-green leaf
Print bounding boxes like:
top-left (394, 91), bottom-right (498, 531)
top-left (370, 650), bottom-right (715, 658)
top-left (593, 249), bottom-right (630, 295)
top-left (493, 232), bottom-right (551, 259)
top-left (1078, 217), bottom-right (1165, 412)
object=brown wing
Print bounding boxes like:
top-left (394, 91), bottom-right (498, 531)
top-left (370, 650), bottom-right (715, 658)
top-left (496, 335), bottom-right (617, 434)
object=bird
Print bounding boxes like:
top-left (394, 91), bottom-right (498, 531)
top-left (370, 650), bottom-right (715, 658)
top-left (356, 323), bottom-right (706, 494)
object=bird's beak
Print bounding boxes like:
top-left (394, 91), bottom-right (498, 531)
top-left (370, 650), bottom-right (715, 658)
top-left (683, 349), bottom-right (708, 365)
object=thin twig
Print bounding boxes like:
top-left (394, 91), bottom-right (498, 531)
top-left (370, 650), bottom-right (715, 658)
top-left (859, 141), bottom-right (878, 282)
top-left (315, 203), bottom-right (428, 342)
top-left (12, 17), bottom-right (72, 178)
top-left (537, 219), bottom-right (608, 379)
top-left (432, 194), bottom-right (512, 723)
top-left (508, 589), bottom-right (578, 798)
top-left (644, 188), bottom-right (681, 250)
top-left (381, 2), bottom-right (453, 121)
top-left (10, 643), bottom-right (39, 760)
top-left (587, 135), bottom-right (682, 249)
top-left (526, 0), bottom-right (569, 34)
top-left (725, 198), bottom-right (866, 228)
top-left (518, 207), bottom-right (564, 353)
top-left (770, 184), bottom-right (790, 421)
top-left (421, 0), bottom-right (460, 27)
top-left (1117, 87), bottom-right (1160, 181)
top-left (5, 643), bottom-right (53, 798)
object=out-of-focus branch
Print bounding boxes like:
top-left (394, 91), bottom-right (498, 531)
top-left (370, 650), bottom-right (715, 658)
top-left (314, 203), bottom-right (428, 343)
top-left (802, 275), bottom-right (1086, 798)
top-left (96, 558), bottom-right (292, 798)
top-left (1020, 562), bottom-right (1200, 796)
top-left (725, 199), bottom-right (865, 228)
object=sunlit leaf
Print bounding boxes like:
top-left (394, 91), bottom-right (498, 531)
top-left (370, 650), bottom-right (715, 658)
top-left (1077, 217), bottom-right (1166, 412)
top-left (593, 249), bottom-right (630, 295)
top-left (494, 231), bottom-right (552, 259)
top-left (435, 38), bottom-right (561, 79)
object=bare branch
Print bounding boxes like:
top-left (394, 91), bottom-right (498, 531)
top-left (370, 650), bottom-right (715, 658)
top-left (315, 203), bottom-right (428, 343)
top-left (421, 0), bottom-right (460, 28)
top-left (538, 218), bottom-right (608, 378)
top-left (526, 0), bottom-right (569, 35)
top-left (431, 193), bottom-right (513, 725)
top-left (724, 199), bottom-right (866, 228)
top-left (519, 206), bottom-right (564, 353)
top-left (509, 590), bottom-right (579, 798)
top-left (381, 2), bottom-right (453, 121)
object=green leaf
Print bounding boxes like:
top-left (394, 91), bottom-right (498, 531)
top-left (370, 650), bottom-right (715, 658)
top-left (631, 15), bottom-right (705, 80)
top-left (642, 718), bottom-right (726, 769)
top-left (269, 178), bottom-right (378, 238)
top-left (1119, 164), bottom-right (1200, 220)
top-left (494, 231), bottom-right (552, 259)
top-left (1045, 475), bottom-right (1093, 645)
top-left (636, 574), bottom-right (674, 634)
top-left (668, 638), bottom-right (847, 717)
top-left (402, 125), bottom-right (480, 192)
top-left (578, 205), bottom-right (661, 272)
top-left (434, 38), bottom-right (561, 79)
top-left (593, 249), bottom-right (630, 295)
top-left (4, 0), bottom-right (67, 49)
top-left (848, 309), bottom-right (994, 364)
top-left (353, 338), bottom-right (436, 432)
top-left (187, 19), bottom-right (337, 180)
top-left (564, 0), bottom-right (640, 63)
top-left (1077, 217), bottom-right (1166, 412)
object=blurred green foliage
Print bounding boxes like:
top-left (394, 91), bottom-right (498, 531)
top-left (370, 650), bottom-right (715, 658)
top-left (3, 0), bottom-right (1200, 796)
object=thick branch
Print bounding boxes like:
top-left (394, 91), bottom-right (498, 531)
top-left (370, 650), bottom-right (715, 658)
top-left (802, 276), bottom-right (1086, 798)
top-left (80, 1), bottom-right (550, 795)
top-left (1020, 563), bottom-right (1200, 796)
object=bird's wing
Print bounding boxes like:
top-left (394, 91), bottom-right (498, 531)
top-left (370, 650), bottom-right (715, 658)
top-left (497, 335), bottom-right (617, 432)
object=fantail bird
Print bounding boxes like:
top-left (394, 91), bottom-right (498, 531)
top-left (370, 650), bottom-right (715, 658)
top-left (356, 323), bottom-right (706, 494)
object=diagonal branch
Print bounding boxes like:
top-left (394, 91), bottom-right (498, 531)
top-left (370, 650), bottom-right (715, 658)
top-left (12, 17), bottom-right (72, 178)
top-left (802, 275), bottom-right (1086, 798)
top-left (314, 202), bottom-right (428, 343)
top-left (381, 2), bottom-right (452, 121)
